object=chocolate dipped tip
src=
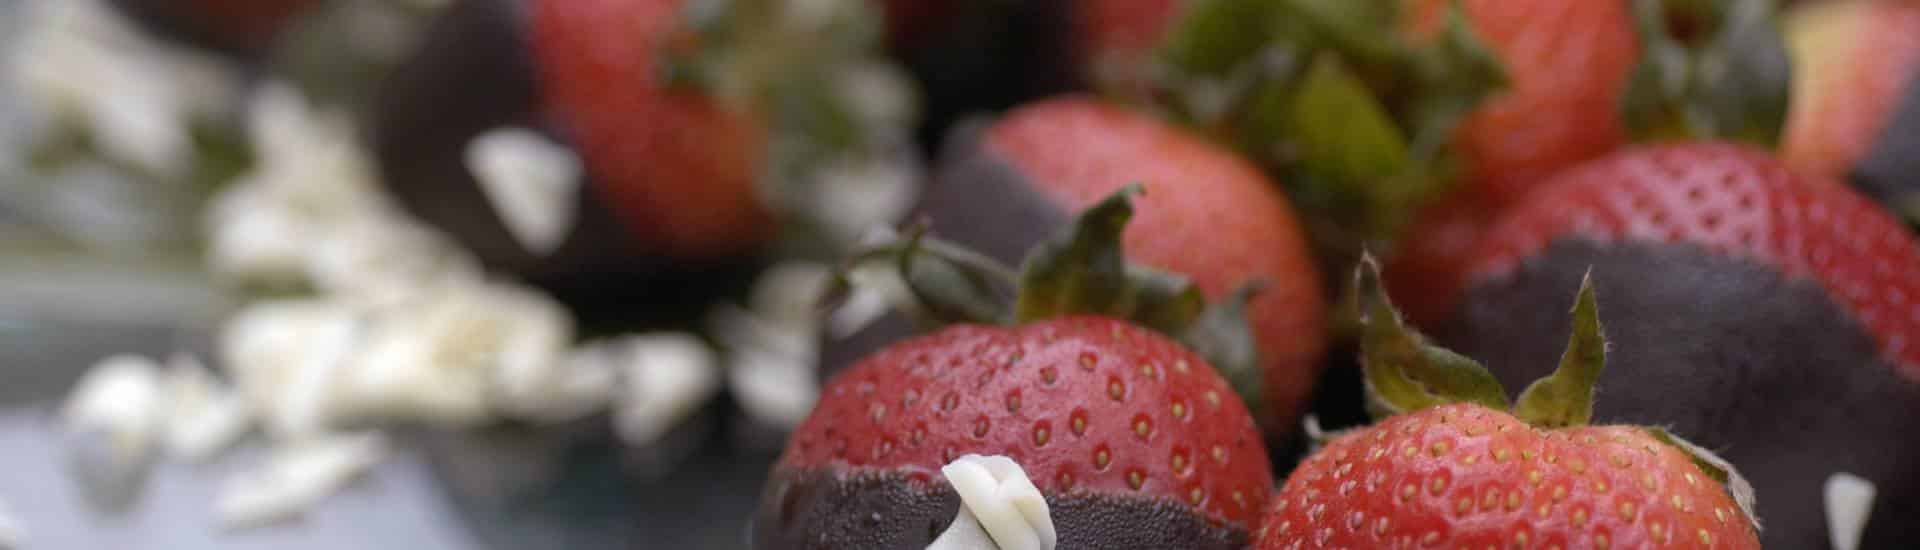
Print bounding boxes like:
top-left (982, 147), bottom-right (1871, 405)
top-left (752, 467), bottom-right (1248, 550)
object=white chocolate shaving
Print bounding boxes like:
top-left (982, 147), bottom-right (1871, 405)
top-left (931, 455), bottom-right (1056, 550)
top-left (602, 334), bottom-right (721, 446)
top-left (215, 432), bottom-right (387, 529)
top-left (465, 127), bottom-right (581, 257)
top-left (61, 354), bottom-right (166, 504)
top-left (1826, 472), bottom-right (1876, 550)
top-left (219, 299), bottom-right (364, 439)
top-left (161, 353), bottom-right (252, 463)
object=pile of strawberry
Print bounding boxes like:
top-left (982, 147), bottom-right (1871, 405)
top-left (138, 0), bottom-right (1920, 547)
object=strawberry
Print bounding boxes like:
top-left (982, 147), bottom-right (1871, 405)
top-left (1442, 142), bottom-right (1920, 547)
top-left (911, 97), bottom-right (1326, 435)
top-left (108, 0), bottom-right (321, 54)
top-left (1402, 0), bottom-right (1639, 208)
top-left (1782, 0), bottom-right (1920, 225)
top-left (1259, 258), bottom-right (1761, 549)
top-left (758, 187), bottom-right (1274, 548)
top-left (372, 0), bottom-right (914, 301)
top-left (1384, 0), bottom-right (1798, 326)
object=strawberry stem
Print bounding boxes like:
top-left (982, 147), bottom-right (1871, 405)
top-left (1354, 254), bottom-right (1511, 418)
top-left (1513, 270), bottom-right (1608, 428)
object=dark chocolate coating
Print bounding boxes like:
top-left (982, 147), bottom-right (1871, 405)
top-left (107, 0), bottom-right (297, 56)
top-left (895, 2), bottom-right (1079, 152)
top-left (752, 468), bottom-right (1247, 550)
top-left (1853, 69), bottom-right (1920, 226)
top-left (1445, 239), bottom-right (1920, 549)
top-left (370, 0), bottom-right (761, 321)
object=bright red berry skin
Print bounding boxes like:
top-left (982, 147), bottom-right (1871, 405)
top-left (529, 0), bottom-right (773, 260)
top-left (758, 316), bottom-right (1272, 549)
top-left (1258, 403), bottom-right (1759, 549)
top-left (1444, 143), bottom-right (1920, 547)
top-left (1404, 0), bottom-right (1640, 209)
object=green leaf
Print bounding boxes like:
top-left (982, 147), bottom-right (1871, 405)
top-left (1287, 55), bottom-right (1411, 190)
top-left (1623, 0), bottom-right (1791, 145)
top-left (1513, 271), bottom-right (1608, 428)
top-left (1646, 427), bottom-right (1763, 533)
top-left (1401, 3), bottom-right (1509, 161)
top-left (1121, 265), bottom-right (1209, 335)
top-left (897, 226), bottom-right (1015, 325)
top-left (1014, 184), bottom-right (1147, 321)
top-left (1158, 0), bottom-right (1285, 77)
top-left (1354, 254), bottom-right (1510, 418)
top-left (1180, 282), bottom-right (1268, 416)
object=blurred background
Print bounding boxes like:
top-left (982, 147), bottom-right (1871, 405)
top-left (2, 0), bottom-right (1918, 548)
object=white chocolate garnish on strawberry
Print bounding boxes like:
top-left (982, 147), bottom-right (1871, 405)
top-left (1825, 472), bottom-right (1876, 550)
top-left (929, 455), bottom-right (1056, 550)
top-left (465, 127), bottom-right (581, 257)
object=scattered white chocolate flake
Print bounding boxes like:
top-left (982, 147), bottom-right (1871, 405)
top-left (7, 0), bottom-right (240, 178)
top-left (345, 281), bottom-right (574, 425)
top-left (601, 334), bottom-right (722, 446)
top-left (465, 127), bottom-right (581, 257)
top-left (748, 262), bottom-right (834, 324)
top-left (807, 153), bottom-right (919, 246)
top-left (208, 82), bottom-right (410, 286)
top-left (162, 354), bottom-right (253, 463)
top-left (831, 258), bottom-right (909, 338)
top-left (1826, 472), bottom-right (1876, 550)
top-left (305, 214), bottom-right (477, 306)
top-left (61, 355), bottom-right (166, 503)
top-left (204, 182), bottom-right (315, 284)
top-left (215, 432), bottom-right (387, 529)
top-left (219, 300), bottom-right (365, 439)
top-left (932, 455), bottom-right (1055, 550)
top-left (0, 497), bottom-right (21, 549)
top-left (727, 348), bottom-right (819, 428)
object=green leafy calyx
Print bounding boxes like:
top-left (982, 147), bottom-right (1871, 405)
top-left (1622, 0), bottom-right (1792, 145)
top-left (1149, 0), bottom-right (1508, 254)
top-left (848, 185), bottom-right (1269, 412)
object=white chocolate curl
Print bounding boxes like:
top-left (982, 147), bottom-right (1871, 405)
top-left (1826, 472), bottom-right (1876, 550)
top-left (928, 455), bottom-right (1056, 550)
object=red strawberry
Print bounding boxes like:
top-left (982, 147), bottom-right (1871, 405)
top-left (1259, 259), bottom-right (1761, 549)
top-left (914, 97), bottom-right (1326, 434)
top-left (529, 0), bottom-right (773, 260)
top-left (1266, 404), bottom-right (1759, 549)
top-left (758, 187), bottom-right (1274, 548)
top-left (1781, 0), bottom-right (1920, 182)
top-left (109, 0), bottom-right (321, 53)
top-left (1404, 0), bottom-right (1640, 208)
top-left (373, 0), bottom-right (912, 303)
top-left (1389, 0), bottom-right (1805, 327)
top-left (1443, 142), bottom-right (1920, 547)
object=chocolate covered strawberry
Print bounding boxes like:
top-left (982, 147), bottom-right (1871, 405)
top-left (108, 0), bottom-right (321, 54)
top-left (373, 0), bottom-right (915, 303)
top-left (1259, 259), bottom-right (1761, 549)
top-left (1782, 0), bottom-right (1920, 223)
top-left (1383, 0), bottom-right (1795, 325)
top-left (759, 187), bottom-right (1276, 548)
top-left (910, 97), bottom-right (1325, 434)
top-left (1441, 142), bottom-right (1920, 547)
